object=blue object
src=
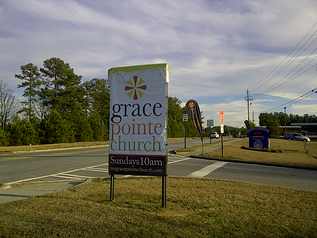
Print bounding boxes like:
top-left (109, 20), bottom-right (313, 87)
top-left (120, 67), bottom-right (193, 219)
top-left (247, 127), bottom-right (271, 149)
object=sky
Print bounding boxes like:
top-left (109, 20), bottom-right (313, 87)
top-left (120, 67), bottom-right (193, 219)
top-left (0, 0), bottom-right (316, 128)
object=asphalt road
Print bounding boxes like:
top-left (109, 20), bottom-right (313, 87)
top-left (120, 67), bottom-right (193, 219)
top-left (1, 138), bottom-right (317, 191)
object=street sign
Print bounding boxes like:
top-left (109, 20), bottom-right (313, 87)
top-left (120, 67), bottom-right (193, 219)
top-left (219, 110), bottom-right (224, 123)
top-left (220, 124), bottom-right (224, 134)
top-left (183, 114), bottom-right (188, 122)
top-left (207, 119), bottom-right (214, 127)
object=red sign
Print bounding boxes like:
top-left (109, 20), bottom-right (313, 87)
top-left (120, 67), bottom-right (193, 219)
top-left (219, 110), bottom-right (224, 123)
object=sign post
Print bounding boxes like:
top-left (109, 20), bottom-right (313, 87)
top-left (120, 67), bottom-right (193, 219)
top-left (207, 119), bottom-right (214, 143)
top-left (219, 110), bottom-right (224, 158)
top-left (183, 114), bottom-right (188, 149)
top-left (108, 64), bottom-right (169, 207)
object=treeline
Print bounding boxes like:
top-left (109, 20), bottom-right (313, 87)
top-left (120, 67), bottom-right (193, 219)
top-left (259, 112), bottom-right (317, 136)
top-left (0, 57), bottom-right (202, 146)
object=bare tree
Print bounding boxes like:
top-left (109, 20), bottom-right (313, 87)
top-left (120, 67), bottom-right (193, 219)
top-left (0, 80), bottom-right (21, 129)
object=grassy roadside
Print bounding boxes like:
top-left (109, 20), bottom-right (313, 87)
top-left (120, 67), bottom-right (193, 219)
top-left (176, 139), bottom-right (225, 152)
top-left (193, 138), bottom-right (317, 169)
top-left (0, 138), bottom-right (186, 154)
top-left (0, 141), bottom-right (110, 154)
top-left (1, 138), bottom-right (317, 237)
top-left (1, 177), bottom-right (316, 237)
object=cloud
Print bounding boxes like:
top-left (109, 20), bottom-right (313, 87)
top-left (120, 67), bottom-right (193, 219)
top-left (1, 0), bottom-right (316, 126)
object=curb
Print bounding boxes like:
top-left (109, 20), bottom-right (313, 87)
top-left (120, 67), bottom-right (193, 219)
top-left (189, 155), bottom-right (317, 171)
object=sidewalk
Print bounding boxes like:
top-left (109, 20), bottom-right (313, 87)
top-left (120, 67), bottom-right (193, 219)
top-left (0, 181), bottom-right (86, 204)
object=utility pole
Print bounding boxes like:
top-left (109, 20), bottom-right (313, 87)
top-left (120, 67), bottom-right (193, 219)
top-left (245, 89), bottom-right (253, 124)
top-left (284, 107), bottom-right (286, 135)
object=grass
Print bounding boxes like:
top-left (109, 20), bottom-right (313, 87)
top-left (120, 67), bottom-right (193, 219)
top-left (199, 138), bottom-right (317, 168)
top-left (0, 177), bottom-right (316, 237)
top-left (1, 138), bottom-right (317, 237)
top-left (176, 140), bottom-right (225, 152)
top-left (0, 141), bottom-right (109, 154)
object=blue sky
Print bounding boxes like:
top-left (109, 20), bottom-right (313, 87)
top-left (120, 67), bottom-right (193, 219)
top-left (0, 0), bottom-right (316, 127)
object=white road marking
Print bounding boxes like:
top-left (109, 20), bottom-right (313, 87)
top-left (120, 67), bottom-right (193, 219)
top-left (52, 175), bottom-right (84, 180)
top-left (5, 163), bottom-right (108, 185)
top-left (82, 168), bottom-right (107, 172)
top-left (189, 162), bottom-right (227, 178)
top-left (168, 157), bottom-right (192, 164)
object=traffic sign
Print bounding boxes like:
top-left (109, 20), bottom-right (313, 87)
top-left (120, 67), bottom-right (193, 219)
top-left (207, 119), bottom-right (214, 127)
top-left (183, 114), bottom-right (188, 122)
top-left (219, 110), bottom-right (224, 123)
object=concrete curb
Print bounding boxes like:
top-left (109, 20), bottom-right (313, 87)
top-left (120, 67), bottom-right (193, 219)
top-left (190, 155), bottom-right (317, 171)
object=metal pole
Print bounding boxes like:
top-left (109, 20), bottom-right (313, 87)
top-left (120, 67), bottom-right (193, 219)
top-left (102, 122), bottom-right (104, 142)
top-left (184, 121), bottom-right (187, 149)
top-left (284, 107), bottom-right (286, 135)
top-left (221, 133), bottom-right (224, 158)
top-left (247, 89), bottom-right (250, 124)
top-left (162, 176), bottom-right (166, 208)
top-left (110, 174), bottom-right (114, 201)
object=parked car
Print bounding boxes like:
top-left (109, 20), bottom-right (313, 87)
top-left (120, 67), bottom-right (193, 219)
top-left (285, 133), bottom-right (310, 142)
top-left (210, 132), bottom-right (219, 139)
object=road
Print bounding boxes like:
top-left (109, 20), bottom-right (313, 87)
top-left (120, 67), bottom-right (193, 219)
top-left (1, 138), bottom-right (317, 191)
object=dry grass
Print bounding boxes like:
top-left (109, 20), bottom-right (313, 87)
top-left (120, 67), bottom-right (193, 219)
top-left (176, 140), bottom-right (223, 152)
top-left (0, 177), bottom-right (316, 237)
top-left (201, 138), bottom-right (317, 168)
top-left (0, 141), bottom-right (110, 154)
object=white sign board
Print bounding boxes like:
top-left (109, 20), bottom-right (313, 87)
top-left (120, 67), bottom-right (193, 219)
top-left (220, 124), bottom-right (224, 134)
top-left (108, 64), bottom-right (168, 176)
top-left (183, 114), bottom-right (188, 122)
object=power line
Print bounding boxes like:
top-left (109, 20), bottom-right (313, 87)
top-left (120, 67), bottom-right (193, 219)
top-left (278, 74), bottom-right (317, 97)
top-left (249, 21), bottom-right (317, 93)
top-left (262, 88), bottom-right (317, 113)
top-left (257, 55), bottom-right (317, 96)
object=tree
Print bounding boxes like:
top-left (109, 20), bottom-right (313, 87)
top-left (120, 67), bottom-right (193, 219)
top-left (40, 109), bottom-right (74, 144)
top-left (70, 104), bottom-right (93, 142)
top-left (15, 63), bottom-right (41, 120)
top-left (40, 57), bottom-right (82, 115)
top-left (0, 127), bottom-right (9, 146)
top-left (81, 78), bottom-right (110, 123)
top-left (89, 110), bottom-right (104, 141)
top-left (259, 112), bottom-right (281, 137)
top-left (0, 81), bottom-right (21, 129)
top-left (8, 115), bottom-right (39, 146)
top-left (167, 97), bottom-right (183, 137)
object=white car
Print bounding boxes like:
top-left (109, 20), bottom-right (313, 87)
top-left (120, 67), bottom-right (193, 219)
top-left (286, 133), bottom-right (310, 142)
top-left (293, 134), bottom-right (310, 142)
top-left (210, 132), bottom-right (219, 139)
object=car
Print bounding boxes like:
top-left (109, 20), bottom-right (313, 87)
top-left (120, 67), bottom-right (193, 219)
top-left (293, 134), bottom-right (310, 142)
top-left (210, 132), bottom-right (219, 139)
top-left (285, 133), bottom-right (310, 142)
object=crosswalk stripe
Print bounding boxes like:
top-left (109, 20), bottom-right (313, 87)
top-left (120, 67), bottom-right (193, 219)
top-left (189, 162), bottom-right (227, 178)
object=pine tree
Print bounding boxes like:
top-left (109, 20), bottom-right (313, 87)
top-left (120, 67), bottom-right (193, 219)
top-left (81, 78), bottom-right (110, 125)
top-left (70, 104), bottom-right (93, 142)
top-left (89, 110), bottom-right (103, 141)
top-left (40, 57), bottom-right (82, 115)
top-left (40, 109), bottom-right (74, 144)
top-left (0, 127), bottom-right (9, 146)
top-left (15, 63), bottom-right (41, 120)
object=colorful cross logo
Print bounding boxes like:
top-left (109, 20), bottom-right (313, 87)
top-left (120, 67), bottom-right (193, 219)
top-left (125, 76), bottom-right (147, 100)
